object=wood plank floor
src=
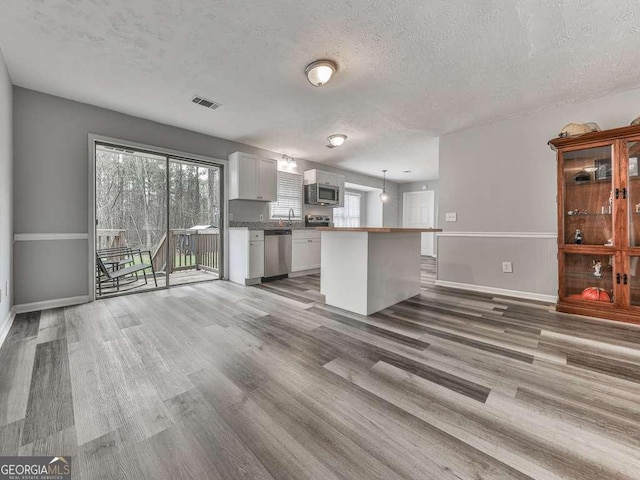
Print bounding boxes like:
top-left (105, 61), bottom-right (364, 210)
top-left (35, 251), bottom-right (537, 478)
top-left (2, 257), bottom-right (640, 479)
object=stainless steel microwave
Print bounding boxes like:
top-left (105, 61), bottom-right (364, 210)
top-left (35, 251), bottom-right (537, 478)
top-left (304, 183), bottom-right (340, 205)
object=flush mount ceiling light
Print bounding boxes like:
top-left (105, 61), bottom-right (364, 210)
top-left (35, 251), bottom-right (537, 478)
top-left (305, 60), bottom-right (337, 87)
top-left (327, 134), bottom-right (347, 148)
top-left (380, 170), bottom-right (389, 203)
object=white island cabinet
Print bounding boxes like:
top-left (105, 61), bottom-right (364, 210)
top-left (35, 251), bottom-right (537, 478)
top-left (318, 227), bottom-right (442, 315)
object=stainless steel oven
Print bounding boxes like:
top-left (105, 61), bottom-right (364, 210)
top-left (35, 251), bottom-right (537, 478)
top-left (304, 183), bottom-right (340, 205)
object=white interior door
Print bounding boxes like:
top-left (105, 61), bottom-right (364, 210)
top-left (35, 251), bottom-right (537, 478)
top-left (403, 191), bottom-right (435, 256)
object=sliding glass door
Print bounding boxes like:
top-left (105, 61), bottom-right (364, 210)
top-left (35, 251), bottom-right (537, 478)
top-left (94, 143), bottom-right (222, 297)
top-left (168, 159), bottom-right (221, 286)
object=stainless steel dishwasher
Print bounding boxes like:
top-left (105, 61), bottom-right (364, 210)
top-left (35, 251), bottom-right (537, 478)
top-left (263, 230), bottom-right (292, 279)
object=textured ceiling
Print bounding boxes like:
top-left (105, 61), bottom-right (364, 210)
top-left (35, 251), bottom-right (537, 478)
top-left (1, 1), bottom-right (640, 182)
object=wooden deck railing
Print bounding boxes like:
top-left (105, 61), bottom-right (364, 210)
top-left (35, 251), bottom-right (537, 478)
top-left (96, 229), bottom-right (126, 251)
top-left (151, 229), bottom-right (220, 274)
top-left (100, 228), bottom-right (219, 275)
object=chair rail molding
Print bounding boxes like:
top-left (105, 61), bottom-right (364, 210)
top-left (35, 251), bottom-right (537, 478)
top-left (437, 231), bottom-right (557, 239)
top-left (14, 233), bottom-right (89, 241)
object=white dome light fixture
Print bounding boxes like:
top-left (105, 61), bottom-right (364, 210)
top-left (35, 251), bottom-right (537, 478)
top-left (305, 60), bottom-right (337, 87)
top-left (327, 134), bottom-right (347, 148)
top-left (380, 170), bottom-right (389, 203)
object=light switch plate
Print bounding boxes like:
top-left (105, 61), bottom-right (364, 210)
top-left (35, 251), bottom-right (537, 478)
top-left (229, 213), bottom-right (233, 221)
top-left (445, 212), bottom-right (457, 222)
top-left (502, 262), bottom-right (513, 273)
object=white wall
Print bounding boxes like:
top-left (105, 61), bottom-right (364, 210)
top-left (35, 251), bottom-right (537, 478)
top-left (0, 48), bottom-right (12, 332)
top-left (438, 86), bottom-right (640, 300)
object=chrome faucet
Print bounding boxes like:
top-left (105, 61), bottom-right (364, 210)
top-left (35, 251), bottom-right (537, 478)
top-left (288, 208), bottom-right (295, 226)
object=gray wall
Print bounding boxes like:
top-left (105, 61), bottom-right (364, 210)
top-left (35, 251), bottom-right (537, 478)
top-left (398, 180), bottom-right (439, 226)
top-left (12, 87), bottom-right (400, 306)
top-left (438, 85), bottom-right (640, 298)
top-left (0, 49), bottom-right (12, 326)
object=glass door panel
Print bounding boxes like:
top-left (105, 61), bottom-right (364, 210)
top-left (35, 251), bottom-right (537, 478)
top-left (168, 159), bottom-right (221, 286)
top-left (628, 256), bottom-right (640, 307)
top-left (627, 141), bottom-right (640, 247)
top-left (562, 146), bottom-right (614, 246)
top-left (563, 253), bottom-right (614, 304)
top-left (95, 145), bottom-right (168, 296)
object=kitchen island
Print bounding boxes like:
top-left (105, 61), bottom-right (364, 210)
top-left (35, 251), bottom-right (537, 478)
top-left (317, 227), bottom-right (442, 315)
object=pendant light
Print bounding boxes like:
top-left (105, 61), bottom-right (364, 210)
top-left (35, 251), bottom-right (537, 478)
top-left (380, 169), bottom-right (389, 203)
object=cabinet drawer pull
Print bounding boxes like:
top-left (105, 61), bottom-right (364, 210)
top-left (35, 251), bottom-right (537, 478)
top-left (617, 273), bottom-right (621, 284)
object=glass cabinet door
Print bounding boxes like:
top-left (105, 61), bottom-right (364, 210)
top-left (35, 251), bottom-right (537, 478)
top-left (563, 253), bottom-right (614, 304)
top-left (562, 146), bottom-right (614, 246)
top-left (628, 255), bottom-right (640, 307)
top-left (627, 141), bottom-right (640, 247)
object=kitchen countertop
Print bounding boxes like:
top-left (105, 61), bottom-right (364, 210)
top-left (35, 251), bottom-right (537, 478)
top-left (228, 226), bottom-right (320, 231)
top-left (316, 227), bottom-right (443, 233)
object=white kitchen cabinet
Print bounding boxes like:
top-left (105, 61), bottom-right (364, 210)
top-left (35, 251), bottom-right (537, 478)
top-left (229, 152), bottom-right (277, 201)
top-left (308, 238), bottom-right (321, 269)
top-left (248, 240), bottom-right (264, 279)
top-left (303, 169), bottom-right (344, 187)
top-left (258, 158), bottom-right (277, 202)
top-left (291, 230), bottom-right (322, 272)
top-left (229, 229), bottom-right (264, 284)
top-left (292, 238), bottom-right (309, 272)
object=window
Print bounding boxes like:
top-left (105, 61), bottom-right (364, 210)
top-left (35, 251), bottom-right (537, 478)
top-left (270, 171), bottom-right (303, 219)
top-left (333, 192), bottom-right (361, 227)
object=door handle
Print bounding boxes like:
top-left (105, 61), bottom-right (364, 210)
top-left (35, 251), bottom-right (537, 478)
top-left (623, 188), bottom-right (627, 199)
top-left (615, 188), bottom-right (620, 199)
top-left (617, 273), bottom-right (621, 284)
top-left (624, 274), bottom-right (628, 285)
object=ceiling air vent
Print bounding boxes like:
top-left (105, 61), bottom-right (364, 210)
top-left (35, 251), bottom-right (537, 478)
top-left (191, 95), bottom-right (222, 110)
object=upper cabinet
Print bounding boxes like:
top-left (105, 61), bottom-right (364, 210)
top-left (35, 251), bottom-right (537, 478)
top-left (304, 169), bottom-right (344, 187)
top-left (229, 152), bottom-right (277, 201)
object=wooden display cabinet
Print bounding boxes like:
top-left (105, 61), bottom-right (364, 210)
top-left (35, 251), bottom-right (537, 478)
top-left (550, 125), bottom-right (640, 324)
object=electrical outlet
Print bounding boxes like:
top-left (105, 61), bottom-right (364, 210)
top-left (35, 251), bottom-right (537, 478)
top-left (502, 262), bottom-right (513, 273)
top-left (259, 214), bottom-right (264, 221)
top-left (445, 212), bottom-right (457, 222)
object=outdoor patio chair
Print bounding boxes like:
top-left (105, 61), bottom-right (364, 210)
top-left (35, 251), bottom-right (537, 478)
top-left (96, 249), bottom-right (157, 295)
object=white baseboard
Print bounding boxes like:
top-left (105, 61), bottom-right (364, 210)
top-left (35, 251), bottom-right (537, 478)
top-left (288, 268), bottom-right (320, 278)
top-left (0, 307), bottom-right (16, 349)
top-left (14, 295), bottom-right (90, 314)
top-left (434, 280), bottom-right (557, 304)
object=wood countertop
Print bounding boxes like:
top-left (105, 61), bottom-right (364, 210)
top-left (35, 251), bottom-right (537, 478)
top-left (316, 227), bottom-right (443, 233)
